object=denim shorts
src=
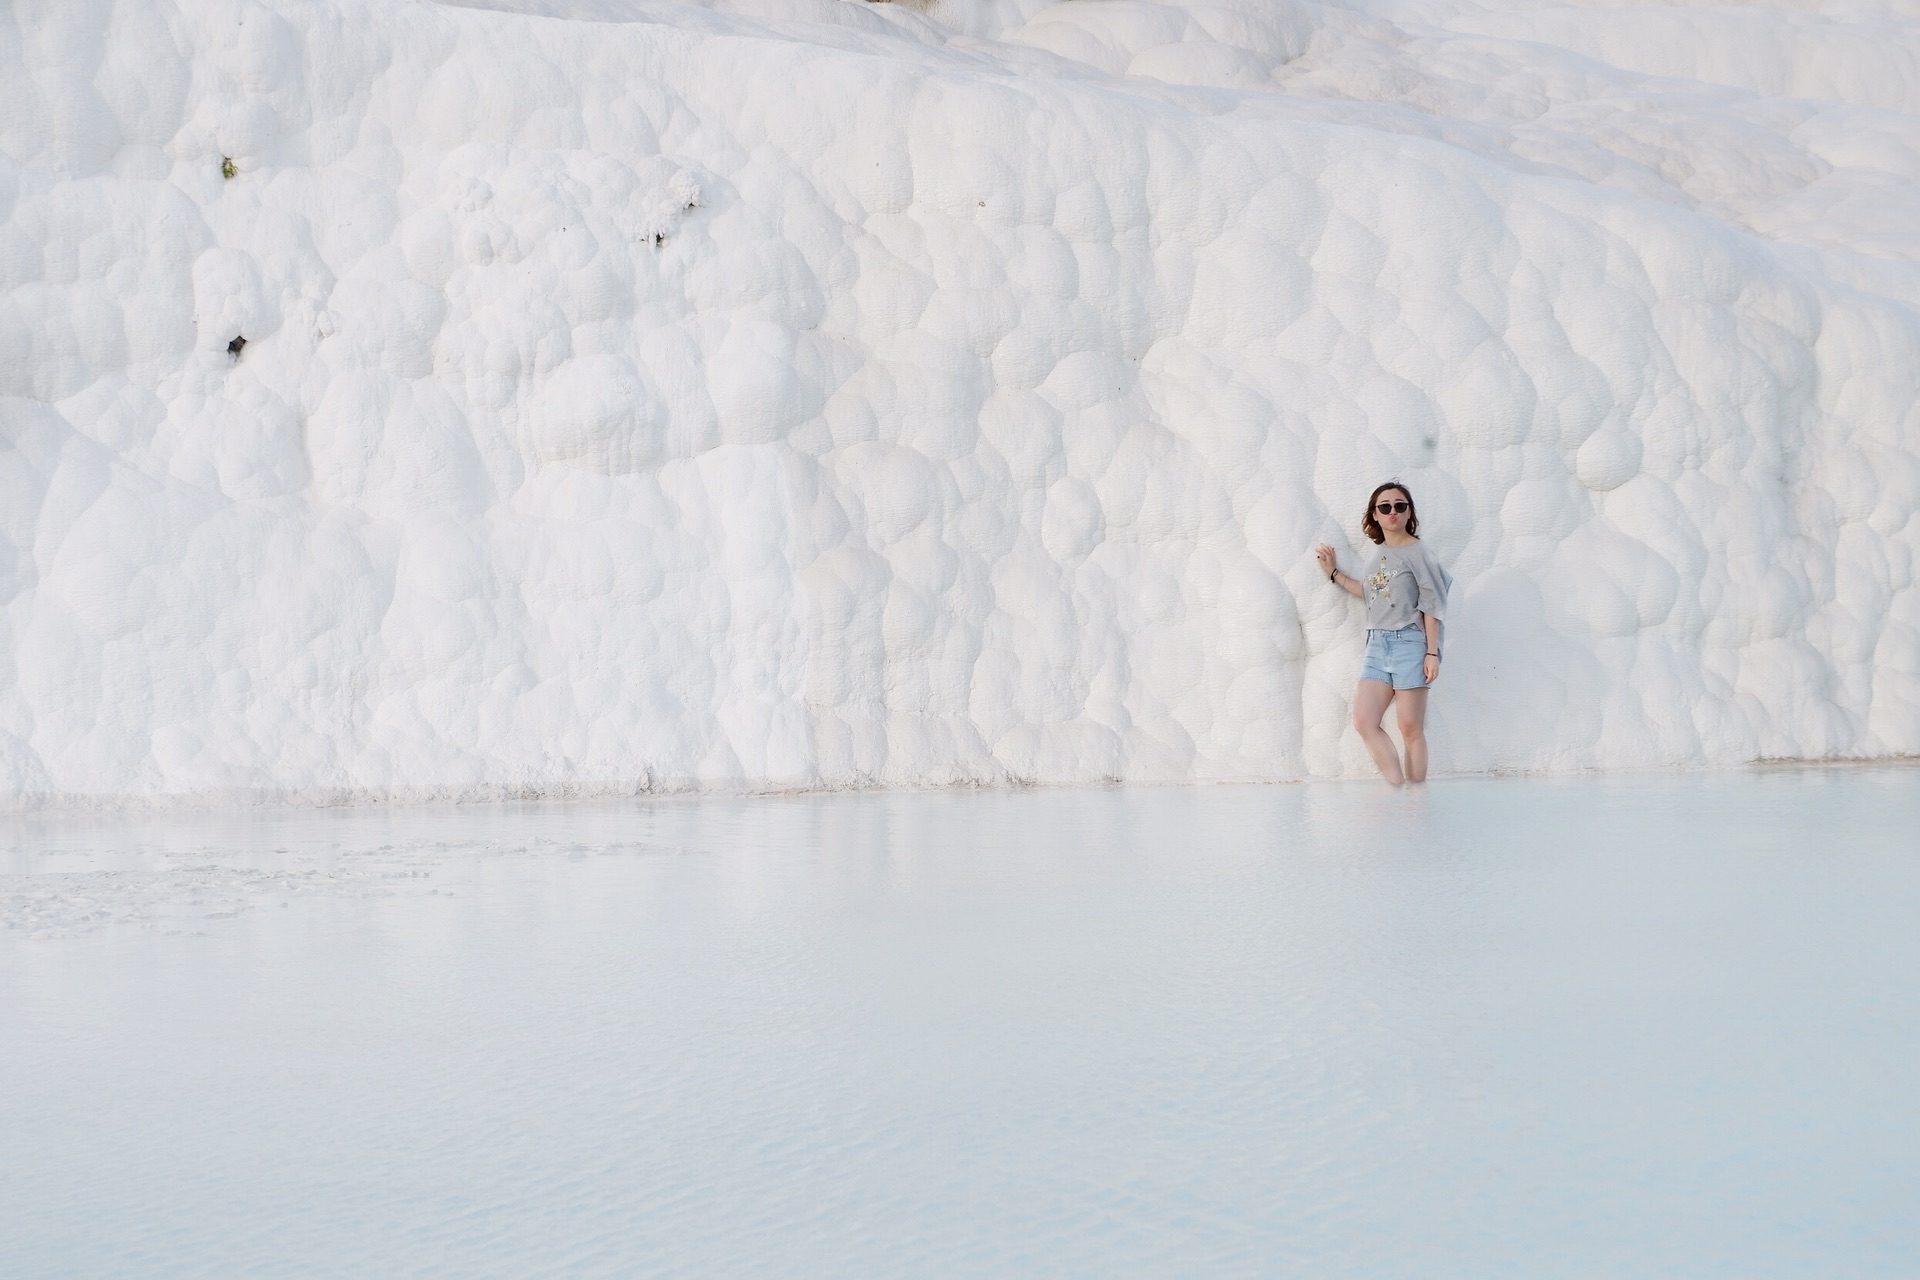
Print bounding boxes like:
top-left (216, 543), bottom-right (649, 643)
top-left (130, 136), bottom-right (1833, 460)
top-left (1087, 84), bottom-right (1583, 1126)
top-left (1360, 625), bottom-right (1430, 690)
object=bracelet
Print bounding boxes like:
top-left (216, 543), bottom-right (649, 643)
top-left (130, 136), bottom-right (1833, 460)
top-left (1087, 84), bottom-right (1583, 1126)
top-left (1426, 652), bottom-right (1439, 658)
top-left (1328, 570), bottom-right (1338, 583)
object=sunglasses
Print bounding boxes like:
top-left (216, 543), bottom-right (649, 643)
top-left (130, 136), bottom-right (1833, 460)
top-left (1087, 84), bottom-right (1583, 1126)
top-left (1375, 501), bottom-right (1411, 515)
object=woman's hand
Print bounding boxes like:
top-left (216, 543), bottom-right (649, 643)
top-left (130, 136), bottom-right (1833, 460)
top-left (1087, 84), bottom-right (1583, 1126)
top-left (1424, 653), bottom-right (1440, 684)
top-left (1314, 543), bottom-right (1336, 577)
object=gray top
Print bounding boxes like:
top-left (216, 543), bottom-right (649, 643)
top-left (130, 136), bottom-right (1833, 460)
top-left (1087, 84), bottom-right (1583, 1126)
top-left (1360, 540), bottom-right (1451, 637)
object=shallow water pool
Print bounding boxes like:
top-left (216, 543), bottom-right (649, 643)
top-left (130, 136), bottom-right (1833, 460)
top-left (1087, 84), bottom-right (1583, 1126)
top-left (4, 769), bottom-right (1918, 1277)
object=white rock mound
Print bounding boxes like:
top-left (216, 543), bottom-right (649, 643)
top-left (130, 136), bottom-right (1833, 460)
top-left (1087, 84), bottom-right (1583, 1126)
top-left (2, 0), bottom-right (1917, 804)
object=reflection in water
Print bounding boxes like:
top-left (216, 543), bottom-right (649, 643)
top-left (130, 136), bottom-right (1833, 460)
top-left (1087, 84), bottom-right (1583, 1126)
top-left (3, 768), bottom-right (1919, 1277)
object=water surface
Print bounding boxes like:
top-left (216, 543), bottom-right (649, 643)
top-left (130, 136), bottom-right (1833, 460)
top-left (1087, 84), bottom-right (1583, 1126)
top-left (4, 770), bottom-right (1917, 1277)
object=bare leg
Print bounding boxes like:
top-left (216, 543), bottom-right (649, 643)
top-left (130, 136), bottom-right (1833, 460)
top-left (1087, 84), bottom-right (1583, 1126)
top-left (1352, 680), bottom-right (1404, 785)
top-left (1396, 687), bottom-right (1430, 783)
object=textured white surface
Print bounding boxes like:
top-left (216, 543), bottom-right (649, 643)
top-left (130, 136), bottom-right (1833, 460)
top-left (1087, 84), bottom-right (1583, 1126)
top-left (3, 0), bottom-right (1919, 803)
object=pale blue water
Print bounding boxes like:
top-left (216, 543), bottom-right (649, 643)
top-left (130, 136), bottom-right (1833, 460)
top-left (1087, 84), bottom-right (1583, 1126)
top-left (3, 769), bottom-right (1918, 1277)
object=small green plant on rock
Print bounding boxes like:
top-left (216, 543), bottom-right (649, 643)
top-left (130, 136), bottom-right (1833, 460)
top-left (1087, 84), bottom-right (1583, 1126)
top-left (221, 157), bottom-right (237, 180)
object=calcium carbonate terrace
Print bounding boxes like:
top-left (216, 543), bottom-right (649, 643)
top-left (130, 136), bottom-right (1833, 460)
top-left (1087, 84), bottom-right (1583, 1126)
top-left (6, 1), bottom-right (1919, 1272)
top-left (4, 0), bottom-right (1919, 803)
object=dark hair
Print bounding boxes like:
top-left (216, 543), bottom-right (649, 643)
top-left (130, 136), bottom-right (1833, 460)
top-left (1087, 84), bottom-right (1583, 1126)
top-left (1361, 481), bottom-right (1418, 545)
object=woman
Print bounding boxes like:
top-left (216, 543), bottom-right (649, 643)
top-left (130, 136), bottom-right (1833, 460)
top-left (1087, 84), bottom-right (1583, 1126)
top-left (1315, 482), bottom-right (1451, 785)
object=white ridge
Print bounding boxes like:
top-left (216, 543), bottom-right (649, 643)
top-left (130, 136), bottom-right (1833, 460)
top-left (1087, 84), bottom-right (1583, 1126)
top-left (2, 0), bottom-right (1917, 804)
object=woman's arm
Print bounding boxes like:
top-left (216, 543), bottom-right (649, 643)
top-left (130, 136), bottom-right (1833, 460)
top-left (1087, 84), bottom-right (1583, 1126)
top-left (1421, 611), bottom-right (1441, 683)
top-left (1315, 544), bottom-right (1363, 597)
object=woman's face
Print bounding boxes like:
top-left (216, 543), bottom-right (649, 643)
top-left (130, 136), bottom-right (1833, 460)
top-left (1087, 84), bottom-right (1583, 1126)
top-left (1374, 489), bottom-right (1411, 533)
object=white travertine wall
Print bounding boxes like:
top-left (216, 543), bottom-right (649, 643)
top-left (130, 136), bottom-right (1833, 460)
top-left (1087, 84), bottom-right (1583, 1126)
top-left (2, 0), bottom-right (1917, 804)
